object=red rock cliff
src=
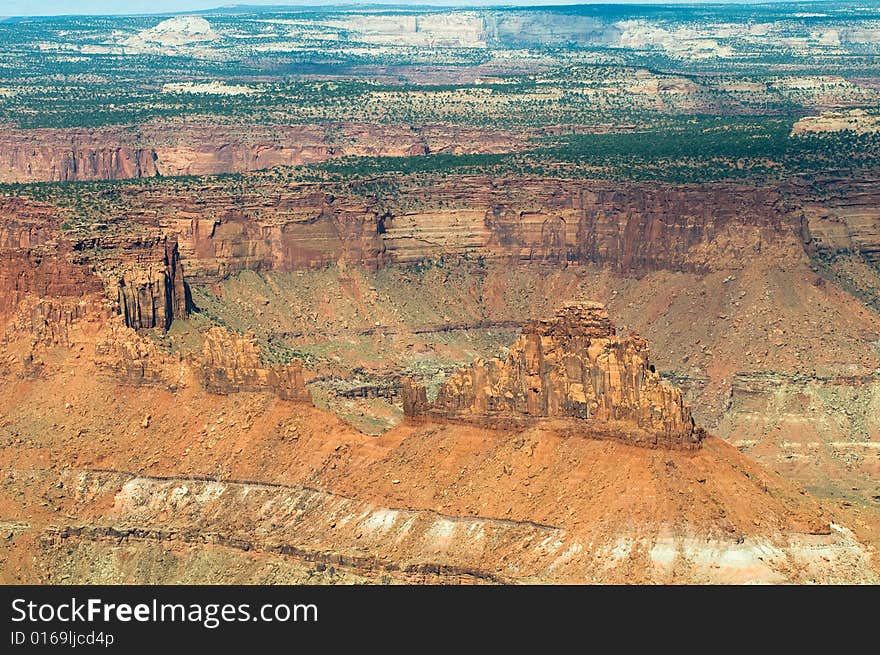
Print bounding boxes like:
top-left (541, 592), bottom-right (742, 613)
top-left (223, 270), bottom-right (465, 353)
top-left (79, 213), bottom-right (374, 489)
top-left (111, 177), bottom-right (800, 280)
top-left (796, 176), bottom-right (880, 264)
top-left (110, 235), bottom-right (189, 330)
top-left (0, 199), bottom-right (105, 320)
top-left (198, 327), bottom-right (311, 402)
top-left (404, 302), bottom-right (702, 449)
top-left (0, 123), bottom-right (522, 183)
top-left (1, 198), bottom-right (189, 331)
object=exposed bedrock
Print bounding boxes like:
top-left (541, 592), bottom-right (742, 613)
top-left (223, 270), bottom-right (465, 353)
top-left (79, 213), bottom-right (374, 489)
top-left (0, 247), bottom-right (105, 318)
top-left (198, 327), bottom-right (311, 402)
top-left (160, 191), bottom-right (388, 283)
top-left (141, 178), bottom-right (802, 282)
top-left (798, 176), bottom-right (880, 264)
top-left (0, 198), bottom-right (189, 330)
top-left (66, 233), bottom-right (189, 331)
top-left (94, 323), bottom-right (312, 402)
top-left (0, 123), bottom-right (522, 183)
top-left (0, 200), bottom-right (104, 319)
top-left (4, 174), bottom-right (879, 337)
top-left (110, 235), bottom-right (190, 330)
top-left (0, 136), bottom-right (159, 183)
top-left (404, 302), bottom-right (702, 449)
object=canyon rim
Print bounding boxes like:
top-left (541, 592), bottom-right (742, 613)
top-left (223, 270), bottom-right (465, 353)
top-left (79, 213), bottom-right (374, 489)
top-left (1, 2), bottom-right (879, 587)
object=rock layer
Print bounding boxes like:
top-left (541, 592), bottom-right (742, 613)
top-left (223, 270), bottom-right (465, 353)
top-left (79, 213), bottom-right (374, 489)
top-left (0, 199), bottom-right (105, 319)
top-left (95, 321), bottom-right (190, 389)
top-left (112, 235), bottom-right (189, 330)
top-left (404, 302), bottom-right (702, 448)
top-left (198, 327), bottom-right (311, 402)
top-left (0, 123), bottom-right (522, 183)
top-left (798, 176), bottom-right (880, 264)
top-left (95, 324), bottom-right (312, 402)
top-left (0, 198), bottom-right (190, 331)
top-left (109, 177), bottom-right (800, 281)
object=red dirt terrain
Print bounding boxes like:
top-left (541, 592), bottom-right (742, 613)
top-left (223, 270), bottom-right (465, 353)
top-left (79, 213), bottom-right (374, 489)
top-left (1, 171), bottom-right (879, 583)
top-left (0, 285), bottom-right (877, 583)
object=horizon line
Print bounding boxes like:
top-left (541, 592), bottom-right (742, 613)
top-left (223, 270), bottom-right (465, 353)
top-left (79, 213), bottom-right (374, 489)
top-left (0, 1), bottom-right (854, 20)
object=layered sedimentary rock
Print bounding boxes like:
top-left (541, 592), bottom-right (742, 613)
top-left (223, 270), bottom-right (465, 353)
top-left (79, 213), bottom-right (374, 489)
top-left (0, 129), bottom-right (159, 183)
top-left (60, 230), bottom-right (190, 330)
top-left (401, 377), bottom-right (429, 417)
top-left (110, 235), bottom-right (189, 330)
top-left (198, 327), bottom-right (311, 401)
top-left (0, 175), bottom-right (807, 293)
top-left (107, 177), bottom-right (799, 281)
top-left (0, 200), bottom-right (105, 319)
top-left (0, 197), bottom-right (189, 331)
top-left (0, 247), bottom-right (105, 319)
top-left (404, 302), bottom-right (701, 448)
top-left (158, 191), bottom-right (388, 283)
top-left (0, 123), bottom-right (522, 183)
top-left (798, 176), bottom-right (880, 264)
top-left (94, 320), bottom-right (190, 389)
top-left (96, 324), bottom-right (312, 402)
top-left (3, 297), bottom-right (107, 350)
top-left (0, 197), bottom-right (60, 249)
top-left (379, 179), bottom-right (796, 273)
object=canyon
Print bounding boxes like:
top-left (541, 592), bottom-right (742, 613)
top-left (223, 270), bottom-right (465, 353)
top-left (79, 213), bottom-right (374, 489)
top-left (2, 171), bottom-right (878, 475)
top-left (0, 274), bottom-right (875, 583)
top-left (1, 3), bottom-right (879, 586)
top-left (38, 175), bottom-right (804, 282)
top-left (1, 166), bottom-right (879, 582)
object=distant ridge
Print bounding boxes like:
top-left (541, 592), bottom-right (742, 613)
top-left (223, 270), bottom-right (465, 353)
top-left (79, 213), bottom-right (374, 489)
top-left (0, 1), bottom-right (861, 19)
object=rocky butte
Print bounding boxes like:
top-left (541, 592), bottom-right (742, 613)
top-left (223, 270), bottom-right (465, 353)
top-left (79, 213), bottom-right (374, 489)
top-left (404, 301), bottom-right (702, 449)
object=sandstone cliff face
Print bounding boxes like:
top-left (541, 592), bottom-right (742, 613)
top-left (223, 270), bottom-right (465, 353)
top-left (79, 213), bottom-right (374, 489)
top-left (117, 177), bottom-right (800, 281)
top-left (147, 123), bottom-right (520, 178)
top-left (51, 233), bottom-right (189, 331)
top-left (0, 129), bottom-right (159, 183)
top-left (198, 327), bottom-right (311, 402)
top-left (4, 177), bottom-right (799, 312)
top-left (4, 297), bottom-right (106, 349)
top-left (380, 180), bottom-right (797, 273)
top-left (0, 248), bottom-right (105, 319)
top-left (798, 176), bottom-right (880, 264)
top-left (157, 191), bottom-right (387, 283)
top-left (0, 123), bottom-right (522, 183)
top-left (0, 200), bottom-right (105, 320)
top-left (1, 198), bottom-right (189, 331)
top-left (0, 198), bottom-right (59, 249)
top-left (111, 235), bottom-right (189, 330)
top-left (404, 302), bottom-right (701, 448)
top-left (401, 377), bottom-right (429, 417)
top-left (0, 296), bottom-right (109, 381)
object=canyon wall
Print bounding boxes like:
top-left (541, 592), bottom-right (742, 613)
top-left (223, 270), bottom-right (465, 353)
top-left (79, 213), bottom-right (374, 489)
top-left (4, 172), bottom-right (877, 341)
top-left (126, 177), bottom-right (801, 282)
top-left (0, 199), bottom-right (104, 319)
top-left (380, 180), bottom-right (796, 272)
top-left (109, 235), bottom-right (189, 330)
top-left (0, 129), bottom-right (159, 183)
top-left (65, 233), bottom-right (189, 331)
top-left (0, 123), bottom-right (522, 183)
top-left (797, 176), bottom-right (880, 264)
top-left (404, 302), bottom-right (702, 449)
top-left (0, 198), bottom-right (188, 330)
top-left (155, 190), bottom-right (387, 283)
